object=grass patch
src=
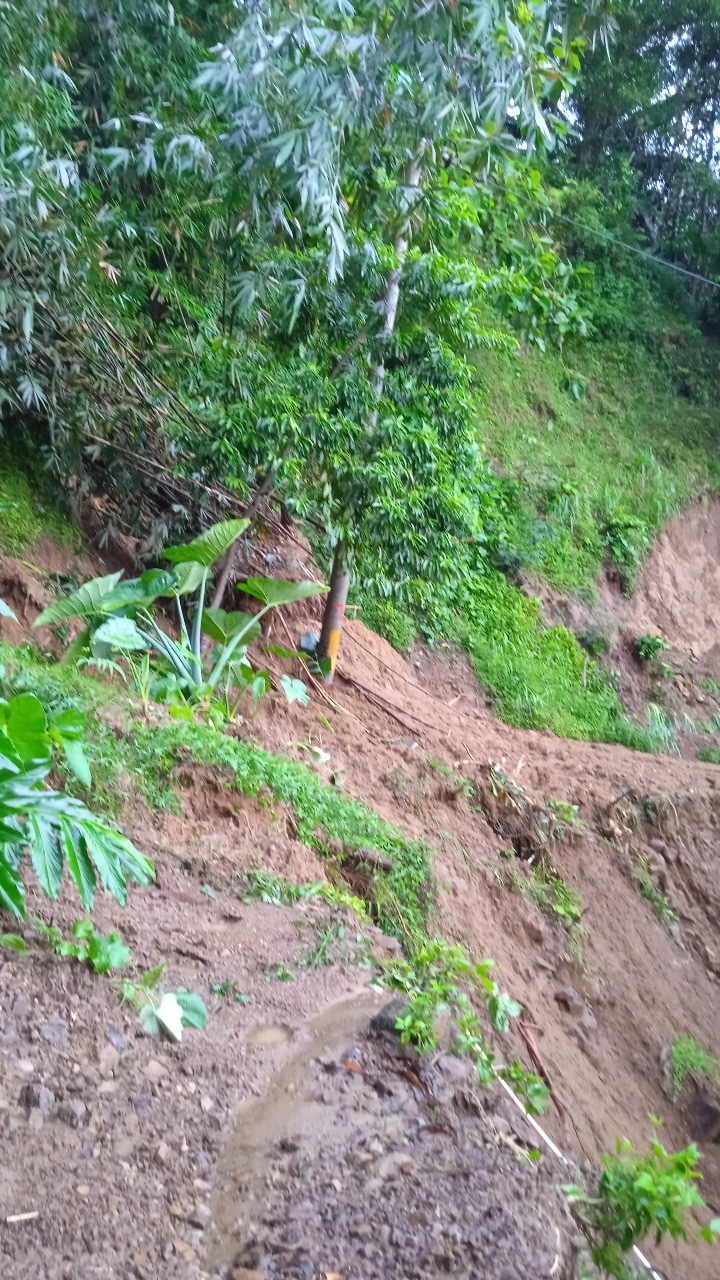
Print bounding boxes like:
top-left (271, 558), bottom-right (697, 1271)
top-left (475, 337), bottom-right (720, 593)
top-left (0, 449), bottom-right (80, 554)
top-left (669, 1035), bottom-right (720, 1101)
top-left (697, 746), bottom-right (720, 765)
top-left (505, 859), bottom-right (586, 958)
top-left (358, 596), bottom-right (417, 653)
top-left (130, 721), bottom-right (433, 943)
top-left (455, 570), bottom-right (656, 747)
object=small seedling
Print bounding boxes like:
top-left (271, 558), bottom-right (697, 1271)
top-left (266, 962), bottom-right (295, 982)
top-left (32, 917), bottom-right (130, 975)
top-left (210, 979), bottom-right (238, 996)
top-left (636, 633), bottom-right (669, 662)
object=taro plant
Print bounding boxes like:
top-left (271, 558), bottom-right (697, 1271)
top-left (0, 693), bottom-right (153, 918)
top-left (33, 519), bottom-right (327, 716)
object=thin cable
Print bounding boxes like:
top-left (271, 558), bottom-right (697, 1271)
top-left (481, 174), bottom-right (720, 291)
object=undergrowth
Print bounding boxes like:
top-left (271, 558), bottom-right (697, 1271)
top-left (669, 1036), bottom-right (720, 1101)
top-left (452, 571), bottom-right (657, 747)
top-left (0, 449), bottom-right (80, 554)
top-left (633, 856), bottom-right (680, 939)
top-left (477, 338), bottom-right (720, 594)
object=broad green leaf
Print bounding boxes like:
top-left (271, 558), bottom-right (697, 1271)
top-left (169, 704), bottom-right (194, 721)
top-left (49, 708), bottom-right (86, 741)
top-left (59, 739), bottom-right (92, 788)
top-left (99, 569), bottom-right (178, 611)
top-left (139, 1004), bottom-right (161, 1036)
top-left (281, 675), bottom-right (310, 705)
top-left (72, 919), bottom-right (95, 940)
top-left (93, 616), bottom-right (147, 651)
top-left (175, 990), bottom-right (208, 1030)
top-left (60, 818), bottom-right (96, 911)
top-left (154, 991), bottom-right (184, 1041)
top-left (0, 599), bottom-right (17, 620)
top-left (142, 962), bottom-right (167, 989)
top-left (28, 814), bottom-right (63, 899)
top-left (173, 561), bottom-right (206, 595)
top-left (0, 933), bottom-right (26, 951)
top-left (33, 572), bottom-right (124, 627)
top-left (251, 672), bottom-right (271, 701)
top-left (241, 577), bottom-right (328, 607)
top-left (0, 858), bottom-right (25, 918)
top-left (165, 518), bottom-right (250, 568)
top-left (4, 694), bottom-right (50, 764)
top-left (88, 930), bottom-right (130, 975)
top-left (201, 607), bottom-right (261, 646)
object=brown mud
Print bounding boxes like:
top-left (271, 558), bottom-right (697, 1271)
top-left (2, 514), bottom-right (720, 1278)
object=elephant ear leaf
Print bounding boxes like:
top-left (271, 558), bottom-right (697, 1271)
top-left (241, 578), bottom-right (328, 606)
top-left (33, 572), bottom-right (124, 627)
top-left (93, 617), bottom-right (147, 651)
top-left (164, 518), bottom-right (250, 568)
top-left (201, 608), bottom-right (261, 646)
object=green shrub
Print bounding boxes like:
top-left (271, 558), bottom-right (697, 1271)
top-left (359, 598), bottom-right (417, 653)
top-left (697, 746), bottom-right (720, 765)
top-left (636, 634), bottom-right (669, 662)
top-left (566, 1133), bottom-right (719, 1277)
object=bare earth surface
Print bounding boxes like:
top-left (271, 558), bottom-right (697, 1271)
top-left (2, 514), bottom-right (720, 1279)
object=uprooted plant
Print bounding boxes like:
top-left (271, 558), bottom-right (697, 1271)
top-left (379, 938), bottom-right (551, 1115)
top-left (33, 519), bottom-right (327, 721)
top-left (0, 691), bottom-right (152, 918)
top-left (566, 1128), bottom-right (720, 1278)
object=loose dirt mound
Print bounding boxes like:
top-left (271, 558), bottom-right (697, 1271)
top-left (623, 498), bottom-right (720, 661)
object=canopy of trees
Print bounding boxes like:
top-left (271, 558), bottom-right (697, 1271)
top-left (0, 0), bottom-right (717, 632)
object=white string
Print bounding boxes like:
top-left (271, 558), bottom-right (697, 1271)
top-left (494, 1074), bottom-right (667, 1279)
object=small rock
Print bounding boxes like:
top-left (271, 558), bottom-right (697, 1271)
top-left (376, 1151), bottom-right (413, 1181)
top-left (40, 1020), bottom-right (69, 1050)
top-left (187, 1203), bottom-right (212, 1230)
top-left (155, 1141), bottom-right (173, 1167)
top-left (200, 1095), bottom-right (214, 1114)
top-left (107, 1028), bottom-right (127, 1051)
top-left (554, 986), bottom-right (584, 1014)
top-left (76, 1184), bottom-right (90, 1198)
top-left (369, 998), bottom-right (410, 1038)
top-left (99, 1045), bottom-right (120, 1077)
top-left (57, 1098), bottom-right (87, 1127)
top-left (145, 1059), bottom-right (167, 1085)
top-left (19, 1083), bottom-right (55, 1114)
top-left (14, 1059), bottom-right (35, 1077)
top-left (12, 995), bottom-right (31, 1022)
top-left (523, 915), bottom-right (553, 949)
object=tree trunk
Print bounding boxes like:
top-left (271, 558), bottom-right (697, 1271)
top-left (317, 538), bottom-right (350, 684)
top-left (316, 149), bottom-right (426, 681)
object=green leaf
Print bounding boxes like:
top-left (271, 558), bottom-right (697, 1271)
top-left (87, 929), bottom-right (130, 975)
top-left (169, 703), bottom-right (194, 721)
top-left (173, 561), bottom-right (206, 596)
top-left (165, 518), bottom-right (250, 568)
top-left (142, 962), bottom-right (167, 989)
top-left (175, 990), bottom-right (208, 1030)
top-left (281, 675), bottom-right (310, 705)
top-left (0, 599), bottom-right (17, 621)
top-left (139, 1003), bottom-right (161, 1036)
top-left (4, 694), bottom-right (50, 764)
top-left (72, 918), bottom-right (95, 939)
top-left (96, 570), bottom-right (178, 612)
top-left (241, 577), bottom-right (328, 607)
top-left (0, 858), bottom-right (25, 918)
top-left (33, 572), bottom-right (124, 627)
top-left (60, 818), bottom-right (97, 911)
top-left (0, 933), bottom-right (26, 951)
top-left (28, 815), bottom-right (64, 899)
top-left (201, 608), bottom-right (261, 646)
top-left (93, 617), bottom-right (148, 651)
top-left (61, 627), bottom-right (92, 667)
top-left (252, 672), bottom-right (271, 701)
top-left (59, 739), bottom-right (92, 788)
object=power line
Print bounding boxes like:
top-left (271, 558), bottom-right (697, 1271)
top-left (482, 174), bottom-right (720, 291)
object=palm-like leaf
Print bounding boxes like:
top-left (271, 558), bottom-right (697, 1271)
top-left (164, 518), bottom-right (250, 567)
